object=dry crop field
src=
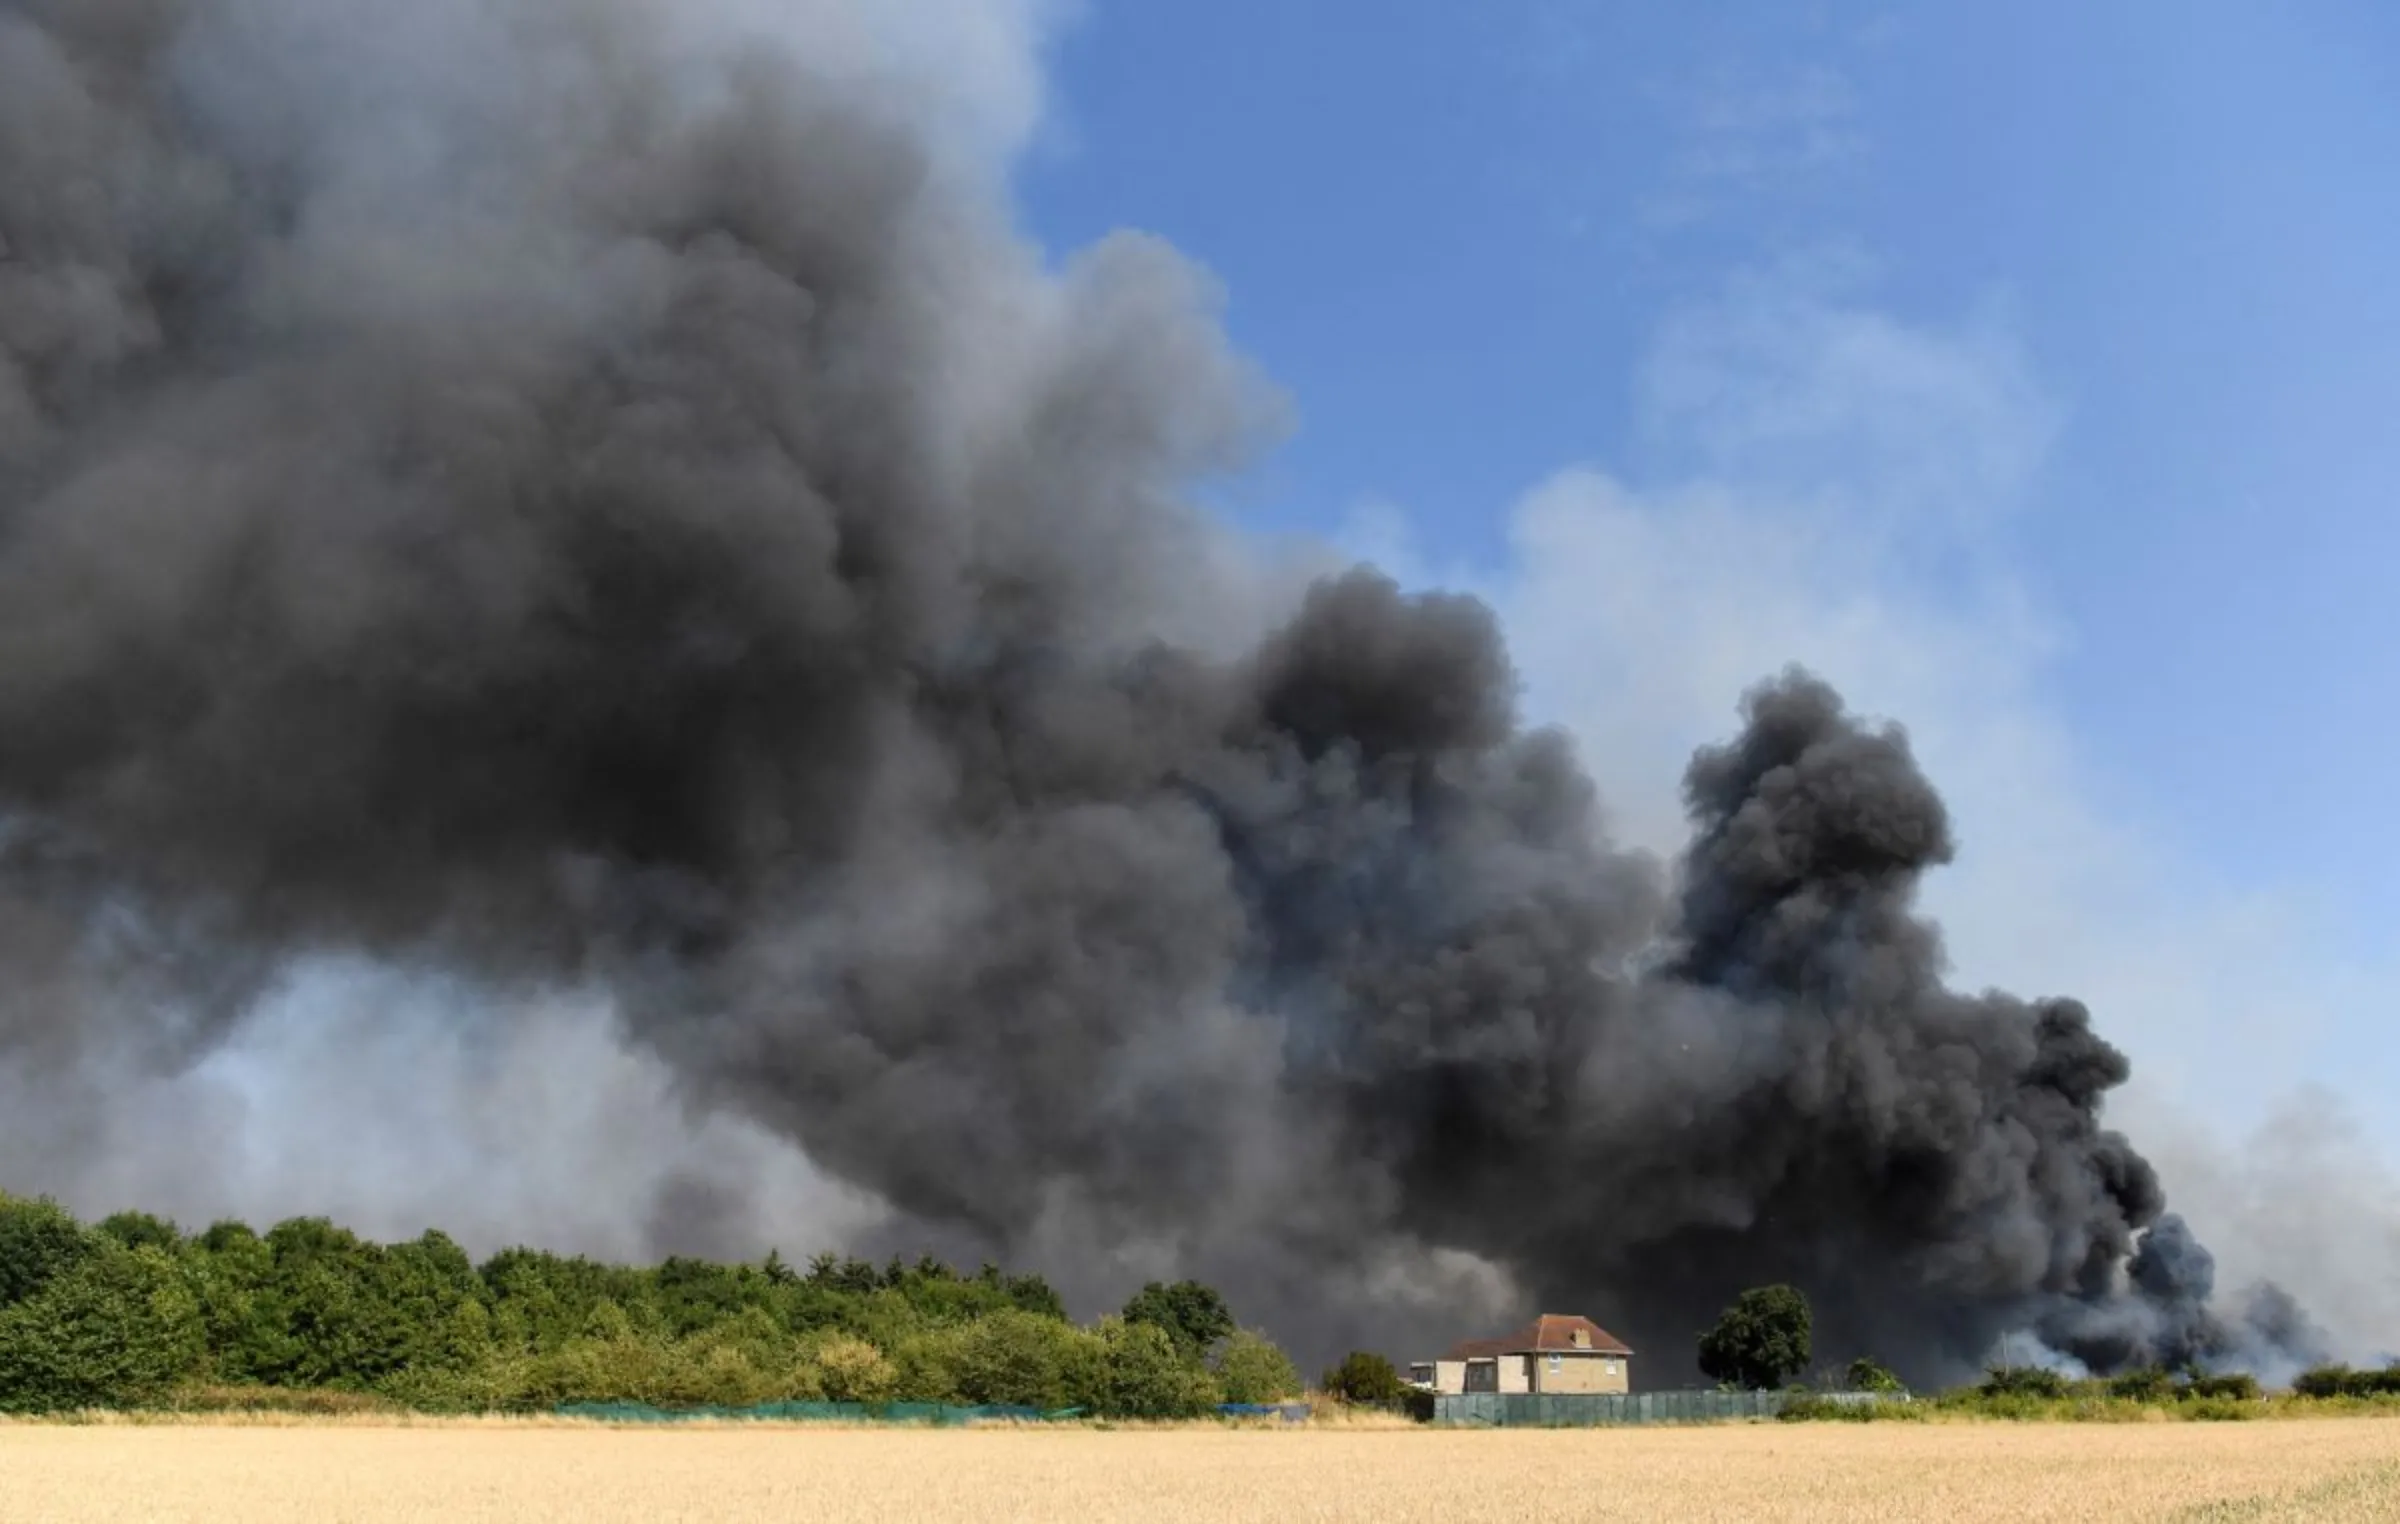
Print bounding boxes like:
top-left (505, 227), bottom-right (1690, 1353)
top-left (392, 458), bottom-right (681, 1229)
top-left (6, 1418), bottom-right (2399, 1523)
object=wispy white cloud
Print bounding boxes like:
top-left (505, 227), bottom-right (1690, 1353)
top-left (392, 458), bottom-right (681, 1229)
top-left (1503, 5), bottom-right (1891, 264)
top-left (1641, 60), bottom-right (1867, 231)
top-left (1635, 251), bottom-right (2057, 532)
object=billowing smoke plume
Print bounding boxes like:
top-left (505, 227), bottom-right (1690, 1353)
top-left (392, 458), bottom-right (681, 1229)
top-left (0, 0), bottom-right (2318, 1381)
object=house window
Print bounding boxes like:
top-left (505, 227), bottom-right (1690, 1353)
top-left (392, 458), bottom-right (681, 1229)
top-left (1464, 1361), bottom-right (1498, 1394)
top-left (1603, 1357), bottom-right (1620, 1375)
top-left (1547, 1354), bottom-right (1562, 1373)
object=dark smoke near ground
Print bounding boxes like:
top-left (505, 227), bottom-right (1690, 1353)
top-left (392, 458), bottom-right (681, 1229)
top-left (0, 0), bottom-right (2323, 1383)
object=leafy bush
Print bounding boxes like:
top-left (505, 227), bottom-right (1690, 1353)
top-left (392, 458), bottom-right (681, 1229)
top-left (1095, 1318), bottom-right (1219, 1419)
top-left (1214, 1329), bottom-right (1301, 1405)
top-left (166, 1383), bottom-right (402, 1416)
top-left (1980, 1365), bottom-right (2069, 1399)
top-left (887, 1327), bottom-right (967, 1403)
top-left (0, 1195), bottom-right (97, 1308)
top-left (2105, 1366), bottom-right (2176, 1401)
top-left (1844, 1356), bottom-right (1903, 1393)
top-left (949, 1310), bottom-right (1102, 1410)
top-left (0, 1243), bottom-right (206, 1412)
top-left (2294, 1363), bottom-right (2400, 1399)
top-left (2187, 1372), bottom-right (2259, 1401)
top-left (1319, 1349), bottom-right (1409, 1407)
top-left (2294, 1364), bottom-right (2348, 1398)
top-left (812, 1334), bottom-right (899, 1404)
top-left (1780, 1393), bottom-right (1927, 1423)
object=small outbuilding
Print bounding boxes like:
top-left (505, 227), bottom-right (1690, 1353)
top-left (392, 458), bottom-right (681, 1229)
top-left (1408, 1314), bottom-right (1633, 1396)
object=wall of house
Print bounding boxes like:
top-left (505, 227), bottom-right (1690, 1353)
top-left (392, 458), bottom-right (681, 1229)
top-left (1497, 1355), bottom-right (1532, 1394)
top-left (1531, 1352), bottom-right (1631, 1395)
top-left (1433, 1360), bottom-right (1467, 1395)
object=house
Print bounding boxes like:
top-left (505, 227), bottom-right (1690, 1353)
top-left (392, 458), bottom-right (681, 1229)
top-left (1408, 1314), bottom-right (1633, 1396)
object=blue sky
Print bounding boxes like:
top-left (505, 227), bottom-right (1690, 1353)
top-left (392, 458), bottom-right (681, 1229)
top-left (1021, 0), bottom-right (2400, 928)
top-left (1010, 1), bottom-right (2400, 1322)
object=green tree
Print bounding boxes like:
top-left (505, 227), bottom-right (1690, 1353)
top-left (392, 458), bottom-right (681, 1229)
top-left (185, 1222), bottom-right (284, 1382)
top-left (888, 1326), bottom-right (967, 1403)
top-left (0, 1194), bottom-right (95, 1307)
top-left (1980, 1364), bottom-right (2068, 1398)
top-left (0, 1243), bottom-right (205, 1412)
top-left (0, 1195), bottom-right (1314, 1416)
top-left (1697, 1285), bottom-right (1813, 1391)
top-left (812, 1333), bottom-right (899, 1403)
top-left (1213, 1329), bottom-right (1301, 1404)
top-left (1844, 1355), bottom-right (1903, 1393)
top-left (1121, 1279), bottom-right (1235, 1358)
top-left (479, 1247), bottom-right (655, 1354)
top-left (1320, 1350), bottom-right (1409, 1406)
top-left (1096, 1317), bottom-right (1219, 1418)
top-left (96, 1212), bottom-right (183, 1253)
top-left (950, 1310), bottom-right (1101, 1410)
top-left (1003, 1272), bottom-right (1067, 1321)
top-left (2189, 1372), bottom-right (2260, 1401)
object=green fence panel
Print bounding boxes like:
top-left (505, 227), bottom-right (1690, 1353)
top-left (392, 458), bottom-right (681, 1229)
top-left (1433, 1391), bottom-right (1797, 1428)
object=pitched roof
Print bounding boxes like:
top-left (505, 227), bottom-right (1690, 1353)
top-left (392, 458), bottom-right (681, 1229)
top-left (1443, 1314), bottom-right (1633, 1360)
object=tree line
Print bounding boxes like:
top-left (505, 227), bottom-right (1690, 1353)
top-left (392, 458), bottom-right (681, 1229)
top-left (1695, 1282), bottom-right (2394, 1404)
top-left (0, 1192), bottom-right (1300, 1416)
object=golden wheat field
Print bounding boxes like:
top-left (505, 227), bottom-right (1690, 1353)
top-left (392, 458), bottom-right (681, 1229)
top-left (6, 1418), bottom-right (2399, 1524)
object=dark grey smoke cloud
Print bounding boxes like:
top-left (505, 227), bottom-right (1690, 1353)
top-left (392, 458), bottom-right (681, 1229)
top-left (0, 0), bottom-right (2312, 1382)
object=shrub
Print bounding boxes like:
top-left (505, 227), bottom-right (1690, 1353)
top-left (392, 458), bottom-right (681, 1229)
top-left (1980, 1365), bottom-right (2069, 1399)
top-left (1844, 1356), bottom-right (1903, 1393)
top-left (2186, 1372), bottom-right (2259, 1401)
top-left (1780, 1394), bottom-right (1925, 1423)
top-left (887, 1328), bottom-right (967, 1403)
top-left (2294, 1364), bottom-right (2351, 1398)
top-left (0, 1243), bottom-right (206, 1412)
top-left (379, 1356), bottom-right (527, 1414)
top-left (685, 1342), bottom-right (779, 1407)
top-left (1095, 1317), bottom-right (1219, 1419)
top-left (516, 1333), bottom-right (672, 1408)
top-left (0, 1195), bottom-right (97, 1308)
top-left (1319, 1350), bottom-right (1409, 1407)
top-left (2292, 1363), bottom-right (2400, 1399)
top-left (167, 1383), bottom-right (402, 1416)
top-left (811, 1334), bottom-right (899, 1404)
top-left (2107, 1366), bottom-right (2177, 1402)
top-left (1214, 1329), bottom-right (1302, 1405)
top-left (950, 1311), bottom-right (1102, 1410)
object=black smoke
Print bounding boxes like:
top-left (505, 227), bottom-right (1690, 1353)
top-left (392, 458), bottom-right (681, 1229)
top-left (0, 0), bottom-right (2315, 1382)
